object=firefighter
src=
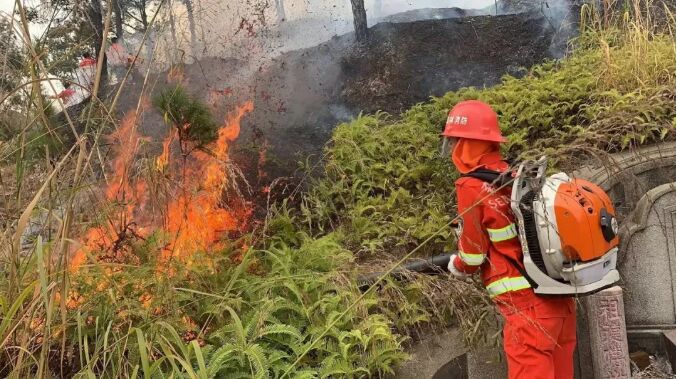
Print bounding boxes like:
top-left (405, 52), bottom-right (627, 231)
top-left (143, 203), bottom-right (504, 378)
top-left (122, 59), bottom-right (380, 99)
top-left (106, 36), bottom-right (135, 84)
top-left (441, 100), bottom-right (577, 379)
top-left (49, 81), bottom-right (76, 107)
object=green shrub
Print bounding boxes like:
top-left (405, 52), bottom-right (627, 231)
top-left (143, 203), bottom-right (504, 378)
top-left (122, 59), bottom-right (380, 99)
top-left (154, 85), bottom-right (219, 149)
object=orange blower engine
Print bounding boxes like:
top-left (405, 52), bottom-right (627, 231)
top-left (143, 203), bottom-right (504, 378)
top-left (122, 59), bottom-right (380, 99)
top-left (511, 157), bottom-right (620, 295)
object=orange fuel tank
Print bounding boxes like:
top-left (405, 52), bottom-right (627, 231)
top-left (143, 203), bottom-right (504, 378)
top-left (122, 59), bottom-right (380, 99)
top-left (553, 179), bottom-right (619, 262)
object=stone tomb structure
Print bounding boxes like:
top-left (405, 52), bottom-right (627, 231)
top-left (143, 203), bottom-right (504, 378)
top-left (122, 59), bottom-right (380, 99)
top-left (575, 142), bottom-right (676, 378)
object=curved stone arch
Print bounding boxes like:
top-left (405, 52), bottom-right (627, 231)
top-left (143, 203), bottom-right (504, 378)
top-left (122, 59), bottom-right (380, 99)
top-left (573, 142), bottom-right (675, 220)
top-left (573, 146), bottom-right (676, 378)
top-left (616, 182), bottom-right (676, 328)
top-left (618, 183), bottom-right (676, 261)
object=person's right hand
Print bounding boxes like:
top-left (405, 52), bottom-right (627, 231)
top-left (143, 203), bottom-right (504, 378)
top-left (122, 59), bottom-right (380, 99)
top-left (447, 254), bottom-right (469, 280)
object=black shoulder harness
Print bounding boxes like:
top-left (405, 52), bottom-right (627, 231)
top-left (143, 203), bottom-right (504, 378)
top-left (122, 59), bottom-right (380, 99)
top-left (461, 168), bottom-right (514, 187)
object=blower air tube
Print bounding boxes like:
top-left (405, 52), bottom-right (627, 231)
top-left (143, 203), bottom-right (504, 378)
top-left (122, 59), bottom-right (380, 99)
top-left (520, 190), bottom-right (548, 275)
top-left (357, 254), bottom-right (451, 292)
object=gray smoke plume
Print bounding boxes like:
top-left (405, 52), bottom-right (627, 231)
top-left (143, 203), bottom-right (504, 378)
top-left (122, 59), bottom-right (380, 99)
top-left (486, 0), bottom-right (580, 57)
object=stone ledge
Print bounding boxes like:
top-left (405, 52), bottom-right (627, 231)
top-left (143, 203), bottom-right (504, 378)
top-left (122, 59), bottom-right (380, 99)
top-left (618, 182), bottom-right (676, 256)
top-left (395, 327), bottom-right (468, 379)
top-left (573, 142), bottom-right (675, 191)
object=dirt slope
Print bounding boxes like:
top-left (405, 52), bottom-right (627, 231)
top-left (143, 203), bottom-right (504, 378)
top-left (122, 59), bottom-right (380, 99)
top-left (236, 10), bottom-right (562, 182)
top-left (340, 11), bottom-right (555, 114)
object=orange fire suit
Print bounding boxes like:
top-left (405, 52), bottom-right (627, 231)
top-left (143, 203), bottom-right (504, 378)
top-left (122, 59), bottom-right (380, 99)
top-left (450, 160), bottom-right (577, 379)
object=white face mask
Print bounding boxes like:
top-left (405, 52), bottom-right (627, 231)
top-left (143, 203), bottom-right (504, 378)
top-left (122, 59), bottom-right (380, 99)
top-left (440, 137), bottom-right (458, 158)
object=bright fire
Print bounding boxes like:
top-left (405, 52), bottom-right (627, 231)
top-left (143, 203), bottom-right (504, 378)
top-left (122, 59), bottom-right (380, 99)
top-left (73, 101), bottom-right (254, 269)
top-left (163, 101), bottom-right (254, 261)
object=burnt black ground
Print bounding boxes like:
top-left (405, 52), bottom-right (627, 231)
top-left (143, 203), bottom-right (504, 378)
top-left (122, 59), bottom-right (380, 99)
top-left (340, 11), bottom-right (556, 114)
top-left (234, 10), bottom-right (564, 186)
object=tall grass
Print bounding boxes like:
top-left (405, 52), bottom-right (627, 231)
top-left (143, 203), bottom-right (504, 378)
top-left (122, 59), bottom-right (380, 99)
top-left (1, 0), bottom-right (675, 378)
top-left (579, 0), bottom-right (675, 90)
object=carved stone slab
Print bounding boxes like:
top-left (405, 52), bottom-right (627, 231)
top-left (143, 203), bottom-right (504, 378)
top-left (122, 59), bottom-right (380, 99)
top-left (583, 286), bottom-right (631, 379)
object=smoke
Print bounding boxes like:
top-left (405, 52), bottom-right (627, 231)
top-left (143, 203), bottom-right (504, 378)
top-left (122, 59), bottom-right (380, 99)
top-left (369, 0), bottom-right (495, 21)
top-left (537, 1), bottom-right (582, 57)
top-left (119, 0), bottom-right (584, 182)
top-left (542, 0), bottom-right (580, 58)
top-left (487, 0), bottom-right (580, 58)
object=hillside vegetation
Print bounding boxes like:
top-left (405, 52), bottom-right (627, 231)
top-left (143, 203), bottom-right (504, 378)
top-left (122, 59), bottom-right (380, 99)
top-left (1, 2), bottom-right (675, 378)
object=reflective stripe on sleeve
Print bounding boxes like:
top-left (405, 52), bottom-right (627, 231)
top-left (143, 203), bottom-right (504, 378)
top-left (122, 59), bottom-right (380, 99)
top-left (459, 251), bottom-right (485, 266)
top-left (487, 223), bottom-right (518, 242)
top-left (485, 276), bottom-right (531, 298)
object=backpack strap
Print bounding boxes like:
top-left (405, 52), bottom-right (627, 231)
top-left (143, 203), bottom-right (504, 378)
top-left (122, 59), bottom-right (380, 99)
top-left (461, 168), bottom-right (513, 187)
top-left (503, 255), bottom-right (539, 290)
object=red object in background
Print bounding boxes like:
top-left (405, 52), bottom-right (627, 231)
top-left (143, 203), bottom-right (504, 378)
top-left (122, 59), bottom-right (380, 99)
top-left (79, 57), bottom-right (97, 68)
top-left (56, 88), bottom-right (75, 100)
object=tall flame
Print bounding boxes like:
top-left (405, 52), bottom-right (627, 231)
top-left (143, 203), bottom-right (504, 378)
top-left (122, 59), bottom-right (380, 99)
top-left (163, 101), bottom-right (253, 261)
top-left (72, 111), bottom-right (148, 269)
top-left (73, 101), bottom-right (254, 269)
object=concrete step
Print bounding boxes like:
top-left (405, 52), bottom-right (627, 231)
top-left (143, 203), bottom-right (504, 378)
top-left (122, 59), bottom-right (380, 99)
top-left (395, 328), bottom-right (467, 379)
top-left (394, 327), bottom-right (507, 379)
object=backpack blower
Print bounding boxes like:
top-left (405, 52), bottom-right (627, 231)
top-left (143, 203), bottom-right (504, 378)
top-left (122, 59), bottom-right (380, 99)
top-left (360, 158), bottom-right (621, 296)
top-left (506, 157), bottom-right (620, 296)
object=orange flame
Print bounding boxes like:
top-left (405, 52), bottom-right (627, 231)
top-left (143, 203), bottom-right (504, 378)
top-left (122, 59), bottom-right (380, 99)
top-left (156, 129), bottom-right (175, 171)
top-left (163, 101), bottom-right (254, 261)
top-left (73, 101), bottom-right (254, 270)
top-left (72, 111), bottom-right (148, 269)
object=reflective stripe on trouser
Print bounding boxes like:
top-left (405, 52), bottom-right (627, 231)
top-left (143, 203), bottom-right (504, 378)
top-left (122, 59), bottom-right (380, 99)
top-left (486, 276), bottom-right (531, 298)
top-left (487, 223), bottom-right (518, 242)
top-left (459, 251), bottom-right (485, 266)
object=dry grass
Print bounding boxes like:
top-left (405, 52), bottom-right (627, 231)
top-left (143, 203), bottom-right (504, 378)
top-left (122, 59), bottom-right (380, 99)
top-left (632, 357), bottom-right (674, 378)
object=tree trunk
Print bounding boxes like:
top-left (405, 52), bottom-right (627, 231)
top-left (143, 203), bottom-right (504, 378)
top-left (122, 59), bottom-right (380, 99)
top-left (183, 0), bottom-right (197, 50)
top-left (89, 0), bottom-right (108, 91)
top-left (138, 0), bottom-right (153, 62)
top-left (167, 0), bottom-right (179, 61)
top-left (112, 0), bottom-right (124, 38)
top-left (139, 0), bottom-right (149, 30)
top-left (350, 0), bottom-right (368, 42)
top-left (275, 0), bottom-right (285, 23)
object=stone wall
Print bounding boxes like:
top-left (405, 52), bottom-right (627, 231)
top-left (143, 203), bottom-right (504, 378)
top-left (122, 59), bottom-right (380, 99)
top-left (576, 143), bottom-right (676, 329)
top-left (619, 183), bottom-right (676, 328)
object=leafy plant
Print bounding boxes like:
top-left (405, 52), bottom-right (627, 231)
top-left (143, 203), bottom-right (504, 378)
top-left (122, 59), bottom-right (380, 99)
top-left (154, 85), bottom-right (219, 150)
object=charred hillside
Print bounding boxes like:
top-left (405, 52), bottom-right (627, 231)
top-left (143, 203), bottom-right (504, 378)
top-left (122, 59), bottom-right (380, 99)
top-left (340, 11), bottom-right (558, 114)
top-left (237, 10), bottom-right (569, 180)
top-left (110, 8), bottom-right (577, 187)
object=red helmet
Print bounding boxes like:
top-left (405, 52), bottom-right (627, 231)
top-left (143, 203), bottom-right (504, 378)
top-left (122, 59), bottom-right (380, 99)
top-left (441, 100), bottom-right (506, 143)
